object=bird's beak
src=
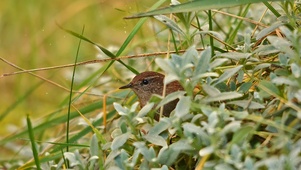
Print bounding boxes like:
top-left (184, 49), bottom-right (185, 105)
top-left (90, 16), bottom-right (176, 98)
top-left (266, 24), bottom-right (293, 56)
top-left (119, 83), bottom-right (132, 89)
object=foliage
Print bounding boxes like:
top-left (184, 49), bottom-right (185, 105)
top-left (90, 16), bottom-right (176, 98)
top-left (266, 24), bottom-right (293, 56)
top-left (1, 0), bottom-right (301, 169)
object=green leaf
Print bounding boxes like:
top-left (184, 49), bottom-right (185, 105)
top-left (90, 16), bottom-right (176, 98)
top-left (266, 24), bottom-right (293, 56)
top-left (154, 15), bottom-right (185, 35)
top-left (113, 102), bottom-right (129, 116)
top-left (228, 100), bottom-right (265, 109)
top-left (148, 119), bottom-right (171, 136)
top-left (231, 125), bottom-right (254, 144)
top-left (291, 63), bottom-right (301, 78)
top-left (157, 91), bottom-right (186, 109)
top-left (175, 96), bottom-right (191, 118)
top-left (202, 84), bottom-right (221, 96)
top-left (111, 132), bottom-right (130, 150)
top-left (212, 65), bottom-right (243, 86)
top-left (215, 52), bottom-right (252, 60)
top-left (267, 36), bottom-right (295, 58)
top-left (26, 115), bottom-right (41, 170)
top-left (137, 102), bottom-right (155, 118)
top-left (144, 134), bottom-right (167, 147)
top-left (238, 82), bottom-right (252, 93)
top-left (256, 22), bottom-right (284, 40)
top-left (125, 0), bottom-right (283, 19)
top-left (254, 63), bottom-right (271, 71)
top-left (258, 80), bottom-right (281, 96)
top-left (183, 123), bottom-right (209, 142)
top-left (202, 92), bottom-right (243, 102)
top-left (90, 134), bottom-right (99, 157)
top-left (210, 58), bottom-right (229, 69)
top-left (193, 47), bottom-right (212, 77)
top-left (133, 142), bottom-right (155, 162)
top-left (199, 146), bottom-right (214, 156)
top-left (271, 77), bottom-right (299, 86)
top-left (157, 147), bottom-right (180, 166)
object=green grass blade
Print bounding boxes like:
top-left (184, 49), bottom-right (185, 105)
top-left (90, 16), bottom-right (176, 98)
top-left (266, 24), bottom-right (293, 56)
top-left (116, 0), bottom-right (167, 57)
top-left (58, 24), bottom-right (139, 74)
top-left (125, 0), bottom-right (284, 19)
top-left (50, 110), bottom-right (116, 153)
top-left (0, 98), bottom-right (114, 145)
top-left (263, 1), bottom-right (281, 17)
top-left (66, 26), bottom-right (84, 154)
top-left (26, 115), bottom-right (41, 170)
top-left (227, 5), bottom-right (250, 44)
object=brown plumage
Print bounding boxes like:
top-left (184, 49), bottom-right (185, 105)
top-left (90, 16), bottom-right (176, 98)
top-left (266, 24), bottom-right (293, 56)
top-left (119, 71), bottom-right (184, 119)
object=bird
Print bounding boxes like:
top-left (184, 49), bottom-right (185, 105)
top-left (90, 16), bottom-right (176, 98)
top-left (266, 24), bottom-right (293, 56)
top-left (119, 71), bottom-right (184, 120)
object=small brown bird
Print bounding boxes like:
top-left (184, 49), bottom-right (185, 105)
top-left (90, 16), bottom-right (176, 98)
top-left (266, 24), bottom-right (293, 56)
top-left (119, 71), bottom-right (184, 119)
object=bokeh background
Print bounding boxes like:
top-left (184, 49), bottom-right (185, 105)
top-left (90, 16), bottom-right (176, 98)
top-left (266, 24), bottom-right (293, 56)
top-left (0, 0), bottom-right (161, 136)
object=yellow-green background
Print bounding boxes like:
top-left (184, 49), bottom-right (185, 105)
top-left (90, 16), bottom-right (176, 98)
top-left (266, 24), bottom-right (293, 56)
top-left (0, 0), bottom-right (159, 136)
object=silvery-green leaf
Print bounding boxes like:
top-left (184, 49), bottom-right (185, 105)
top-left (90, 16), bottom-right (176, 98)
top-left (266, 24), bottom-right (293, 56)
top-left (88, 156), bottom-right (99, 161)
top-left (279, 26), bottom-right (292, 38)
top-left (137, 102), bottom-right (154, 118)
top-left (199, 146), bottom-right (214, 156)
top-left (170, 139), bottom-right (194, 151)
top-left (256, 22), bottom-right (283, 40)
top-left (183, 123), bottom-right (209, 141)
top-left (183, 46), bottom-right (198, 66)
top-left (113, 102), bottom-right (128, 116)
top-left (267, 36), bottom-right (294, 57)
top-left (271, 77), bottom-right (298, 86)
top-left (278, 53), bottom-right (289, 66)
top-left (228, 100), bottom-right (265, 109)
top-left (215, 163), bottom-right (235, 170)
top-left (238, 82), bottom-right (252, 93)
top-left (215, 52), bottom-right (252, 60)
top-left (220, 121), bottom-right (241, 135)
top-left (237, 69), bottom-right (244, 83)
top-left (259, 80), bottom-right (281, 97)
top-left (291, 63), bottom-right (301, 78)
top-left (157, 147), bottom-right (180, 166)
top-left (133, 142), bottom-right (155, 162)
top-left (254, 44), bottom-right (280, 55)
top-left (154, 15), bottom-right (185, 36)
top-left (64, 152), bottom-right (77, 165)
top-left (208, 111), bottom-right (218, 130)
top-left (202, 84), bottom-right (221, 96)
top-left (117, 149), bottom-right (129, 169)
top-left (148, 118), bottom-right (171, 136)
top-left (104, 150), bottom-right (120, 167)
top-left (144, 134), bottom-right (167, 147)
top-left (254, 63), bottom-right (271, 71)
top-left (157, 91), bottom-right (186, 108)
top-left (164, 74), bottom-right (180, 85)
top-left (231, 125), bottom-right (254, 144)
top-left (175, 96), bottom-right (191, 118)
top-left (202, 92), bottom-right (243, 102)
top-left (171, 0), bottom-right (181, 5)
top-left (212, 65), bottom-right (243, 86)
top-left (111, 128), bottom-right (122, 138)
top-left (111, 132), bottom-right (130, 150)
top-left (210, 58), bottom-right (229, 69)
top-left (193, 47), bottom-right (211, 77)
top-left (130, 102), bottom-right (139, 113)
top-left (155, 58), bottom-right (175, 76)
top-left (90, 134), bottom-right (99, 156)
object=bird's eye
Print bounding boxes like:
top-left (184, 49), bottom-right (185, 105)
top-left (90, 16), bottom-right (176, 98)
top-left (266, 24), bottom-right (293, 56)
top-left (142, 79), bottom-right (149, 85)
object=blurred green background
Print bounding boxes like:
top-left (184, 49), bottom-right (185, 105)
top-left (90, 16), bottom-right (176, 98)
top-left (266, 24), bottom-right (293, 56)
top-left (0, 0), bottom-right (159, 136)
